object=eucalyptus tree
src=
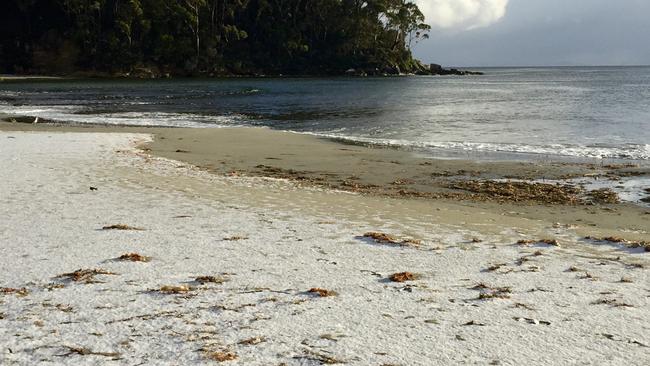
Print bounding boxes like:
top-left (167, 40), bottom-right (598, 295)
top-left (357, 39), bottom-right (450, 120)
top-left (0, 0), bottom-right (432, 75)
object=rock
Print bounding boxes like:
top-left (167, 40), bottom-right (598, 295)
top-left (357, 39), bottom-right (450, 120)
top-left (383, 65), bottom-right (401, 75)
top-left (345, 68), bottom-right (368, 77)
top-left (428, 63), bottom-right (483, 76)
top-left (429, 63), bottom-right (443, 74)
top-left (130, 66), bottom-right (158, 79)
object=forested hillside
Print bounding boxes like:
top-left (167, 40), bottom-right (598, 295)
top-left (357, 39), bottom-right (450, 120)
top-left (0, 0), bottom-right (431, 76)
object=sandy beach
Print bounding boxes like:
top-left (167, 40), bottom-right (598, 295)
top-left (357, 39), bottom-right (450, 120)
top-left (1, 126), bottom-right (648, 365)
top-left (3, 0), bottom-right (650, 364)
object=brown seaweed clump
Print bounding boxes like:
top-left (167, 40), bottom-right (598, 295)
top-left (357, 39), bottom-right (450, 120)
top-left (223, 235), bottom-right (249, 241)
top-left (585, 236), bottom-right (650, 252)
top-left (117, 253), bottom-right (151, 262)
top-left (389, 272), bottom-right (420, 283)
top-left (470, 283), bottom-right (512, 300)
top-left (102, 224), bottom-right (144, 231)
top-left (1, 287), bottom-right (29, 297)
top-left (586, 188), bottom-right (620, 204)
top-left (56, 269), bottom-right (117, 284)
top-left (485, 263), bottom-right (507, 272)
top-left (159, 285), bottom-right (192, 294)
top-left (450, 180), bottom-right (581, 204)
top-left (194, 276), bottom-right (228, 284)
top-left (206, 351), bottom-right (238, 362)
top-left (477, 287), bottom-right (512, 300)
top-left (238, 336), bottom-right (266, 346)
top-left (60, 346), bottom-right (120, 358)
top-left (516, 239), bottom-right (559, 246)
top-left (362, 232), bottom-right (421, 246)
top-left (308, 288), bottom-right (338, 297)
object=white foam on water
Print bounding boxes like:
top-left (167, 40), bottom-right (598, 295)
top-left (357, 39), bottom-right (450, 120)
top-left (2, 101), bottom-right (649, 161)
top-left (0, 102), bottom-right (244, 128)
top-left (576, 176), bottom-right (650, 208)
top-left (306, 132), bottom-right (650, 161)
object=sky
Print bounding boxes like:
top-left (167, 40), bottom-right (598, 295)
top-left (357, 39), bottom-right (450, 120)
top-left (412, 0), bottom-right (650, 67)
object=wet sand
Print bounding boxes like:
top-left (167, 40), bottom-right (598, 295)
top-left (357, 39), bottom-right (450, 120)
top-left (1, 121), bottom-right (649, 241)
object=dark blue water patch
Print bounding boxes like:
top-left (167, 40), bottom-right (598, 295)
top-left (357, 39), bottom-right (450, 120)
top-left (1, 67), bottom-right (649, 162)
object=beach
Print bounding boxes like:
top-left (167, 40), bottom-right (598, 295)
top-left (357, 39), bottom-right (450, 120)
top-left (1, 125), bottom-right (648, 365)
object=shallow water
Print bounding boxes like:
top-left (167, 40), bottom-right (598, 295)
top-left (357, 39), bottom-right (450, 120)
top-left (1, 66), bottom-right (649, 162)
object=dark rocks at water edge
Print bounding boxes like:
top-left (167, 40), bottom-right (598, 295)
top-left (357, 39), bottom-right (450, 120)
top-left (426, 63), bottom-right (484, 76)
top-left (55, 61), bottom-right (482, 79)
top-left (344, 62), bottom-right (483, 77)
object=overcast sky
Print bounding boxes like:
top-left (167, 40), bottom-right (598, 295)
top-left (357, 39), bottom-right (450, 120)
top-left (412, 0), bottom-right (650, 67)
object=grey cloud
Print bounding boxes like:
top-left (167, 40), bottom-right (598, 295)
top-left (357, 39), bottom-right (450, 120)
top-left (413, 0), bottom-right (650, 66)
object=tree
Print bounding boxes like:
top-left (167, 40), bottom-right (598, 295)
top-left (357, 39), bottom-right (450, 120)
top-left (0, 0), bottom-right (432, 75)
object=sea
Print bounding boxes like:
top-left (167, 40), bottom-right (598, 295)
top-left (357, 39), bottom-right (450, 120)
top-left (1, 66), bottom-right (649, 163)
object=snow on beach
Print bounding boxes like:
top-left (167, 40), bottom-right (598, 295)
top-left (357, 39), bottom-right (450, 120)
top-left (0, 131), bottom-right (648, 365)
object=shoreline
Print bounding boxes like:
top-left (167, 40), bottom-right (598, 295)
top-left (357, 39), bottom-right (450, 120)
top-left (1, 121), bottom-right (649, 242)
top-left (0, 75), bottom-right (63, 81)
top-left (0, 71), bottom-right (480, 81)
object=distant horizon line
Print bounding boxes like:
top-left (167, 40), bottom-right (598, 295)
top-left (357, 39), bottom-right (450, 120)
top-left (442, 64), bottom-right (650, 69)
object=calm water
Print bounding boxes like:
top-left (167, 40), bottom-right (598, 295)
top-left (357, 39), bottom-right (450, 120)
top-left (1, 67), bottom-right (649, 162)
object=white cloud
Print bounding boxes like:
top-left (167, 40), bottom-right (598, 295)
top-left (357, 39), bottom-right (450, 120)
top-left (414, 0), bottom-right (509, 30)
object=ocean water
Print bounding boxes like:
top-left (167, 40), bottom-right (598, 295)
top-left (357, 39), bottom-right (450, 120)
top-left (1, 67), bottom-right (649, 162)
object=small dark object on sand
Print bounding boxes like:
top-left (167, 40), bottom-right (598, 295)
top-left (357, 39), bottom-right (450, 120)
top-left (308, 288), bottom-right (337, 297)
top-left (462, 320), bottom-right (486, 326)
top-left (59, 346), bottom-right (120, 358)
top-left (362, 232), bottom-right (421, 246)
top-left (223, 235), bottom-right (249, 241)
top-left (195, 275), bottom-right (227, 284)
top-left (159, 285), bottom-right (192, 294)
top-left (117, 253), bottom-right (151, 262)
top-left (478, 287), bottom-right (512, 300)
top-left (1, 287), bottom-right (29, 297)
top-left (517, 239), bottom-right (559, 246)
top-left (56, 269), bottom-right (117, 283)
top-left (206, 351), bottom-right (238, 362)
top-left (102, 224), bottom-right (144, 231)
top-left (389, 272), bottom-right (419, 282)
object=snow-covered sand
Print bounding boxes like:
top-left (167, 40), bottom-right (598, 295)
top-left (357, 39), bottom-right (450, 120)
top-left (0, 131), bottom-right (648, 365)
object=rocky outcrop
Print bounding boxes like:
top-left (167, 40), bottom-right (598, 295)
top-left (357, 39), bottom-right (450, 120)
top-left (429, 63), bottom-right (443, 74)
top-left (343, 62), bottom-right (483, 77)
top-left (429, 63), bottom-right (483, 76)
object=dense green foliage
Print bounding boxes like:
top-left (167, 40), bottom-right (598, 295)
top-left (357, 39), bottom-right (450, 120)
top-left (0, 0), bottom-right (431, 76)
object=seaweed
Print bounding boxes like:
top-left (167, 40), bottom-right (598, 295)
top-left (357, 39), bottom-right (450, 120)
top-left (159, 285), bottom-right (192, 294)
top-left (101, 224), bottom-right (144, 231)
top-left (308, 288), bottom-right (338, 297)
top-left (194, 276), bottom-right (228, 284)
top-left (117, 253), bottom-right (151, 262)
top-left (362, 232), bottom-right (421, 246)
top-left (56, 269), bottom-right (117, 284)
top-left (388, 272), bottom-right (419, 282)
top-left (1, 287), bottom-right (29, 297)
